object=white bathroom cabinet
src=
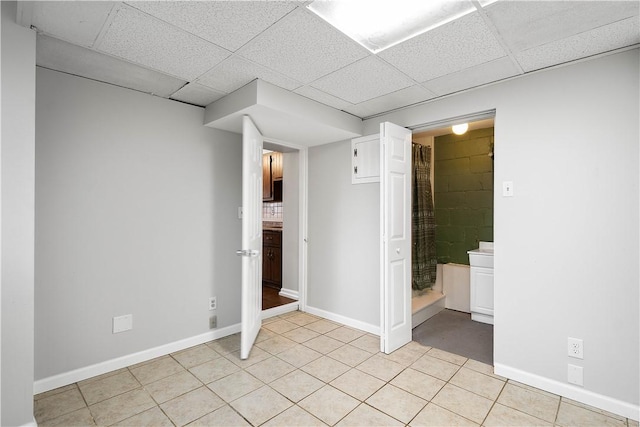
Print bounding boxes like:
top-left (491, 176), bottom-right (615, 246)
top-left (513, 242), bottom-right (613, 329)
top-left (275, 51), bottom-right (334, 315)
top-left (470, 266), bottom-right (494, 324)
top-left (468, 241), bottom-right (494, 325)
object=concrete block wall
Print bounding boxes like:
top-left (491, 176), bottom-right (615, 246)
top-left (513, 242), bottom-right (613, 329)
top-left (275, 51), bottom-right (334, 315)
top-left (434, 127), bottom-right (494, 264)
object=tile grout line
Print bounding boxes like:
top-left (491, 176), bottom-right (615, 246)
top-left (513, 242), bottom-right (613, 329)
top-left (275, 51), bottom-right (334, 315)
top-left (36, 311), bottom-right (630, 427)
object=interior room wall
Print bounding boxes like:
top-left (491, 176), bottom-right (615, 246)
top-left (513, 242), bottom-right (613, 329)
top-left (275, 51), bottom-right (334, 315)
top-left (34, 68), bottom-right (242, 383)
top-left (307, 139), bottom-right (380, 332)
top-left (361, 49), bottom-right (639, 416)
top-left (1, 2), bottom-right (36, 425)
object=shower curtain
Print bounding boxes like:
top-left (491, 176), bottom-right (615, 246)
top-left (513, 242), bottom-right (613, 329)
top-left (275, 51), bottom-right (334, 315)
top-left (412, 143), bottom-right (437, 291)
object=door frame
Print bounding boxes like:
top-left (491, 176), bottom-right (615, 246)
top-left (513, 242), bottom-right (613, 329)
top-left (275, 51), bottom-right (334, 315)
top-left (378, 109), bottom-right (496, 345)
top-left (261, 137), bottom-right (309, 318)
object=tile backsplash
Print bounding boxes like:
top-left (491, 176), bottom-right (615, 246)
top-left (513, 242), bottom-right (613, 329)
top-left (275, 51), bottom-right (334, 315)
top-left (263, 202), bottom-right (283, 221)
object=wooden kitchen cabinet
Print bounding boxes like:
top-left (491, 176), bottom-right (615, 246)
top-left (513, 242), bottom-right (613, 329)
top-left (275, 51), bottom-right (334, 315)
top-left (263, 229), bottom-right (282, 289)
top-left (262, 151), bottom-right (283, 201)
top-left (271, 151), bottom-right (283, 180)
top-left (263, 153), bottom-right (273, 201)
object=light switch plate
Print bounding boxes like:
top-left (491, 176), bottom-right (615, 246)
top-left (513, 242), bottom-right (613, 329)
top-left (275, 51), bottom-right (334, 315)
top-left (503, 181), bottom-right (514, 197)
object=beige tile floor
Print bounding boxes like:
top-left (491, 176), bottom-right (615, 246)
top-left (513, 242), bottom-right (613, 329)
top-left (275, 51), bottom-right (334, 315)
top-left (35, 311), bottom-right (638, 427)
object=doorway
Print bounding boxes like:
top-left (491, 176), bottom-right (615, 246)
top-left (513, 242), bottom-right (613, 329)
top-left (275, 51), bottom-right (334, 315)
top-left (261, 140), bottom-right (306, 317)
top-left (409, 116), bottom-right (495, 365)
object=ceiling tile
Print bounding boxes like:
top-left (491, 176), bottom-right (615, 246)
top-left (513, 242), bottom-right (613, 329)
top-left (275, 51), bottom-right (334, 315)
top-left (423, 57), bottom-right (520, 96)
top-left (486, 1), bottom-right (640, 52)
top-left (170, 83), bottom-right (226, 107)
top-left (36, 34), bottom-right (186, 98)
top-left (516, 17), bottom-right (640, 72)
top-left (30, 1), bottom-right (115, 47)
top-left (238, 8), bottom-right (369, 83)
top-left (344, 85), bottom-right (437, 119)
top-left (310, 56), bottom-right (415, 104)
top-left (97, 5), bottom-right (230, 81)
top-left (378, 12), bottom-right (506, 82)
top-left (294, 86), bottom-right (354, 111)
top-left (197, 56), bottom-right (301, 94)
top-left (127, 1), bottom-right (298, 52)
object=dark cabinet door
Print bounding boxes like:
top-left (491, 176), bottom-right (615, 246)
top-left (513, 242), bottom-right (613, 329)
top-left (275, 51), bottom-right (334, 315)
top-left (262, 230), bottom-right (282, 289)
top-left (262, 153), bottom-right (272, 201)
top-left (271, 152), bottom-right (283, 180)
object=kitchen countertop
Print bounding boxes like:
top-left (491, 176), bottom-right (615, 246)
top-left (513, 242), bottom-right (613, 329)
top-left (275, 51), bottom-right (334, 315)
top-left (263, 221), bottom-right (283, 231)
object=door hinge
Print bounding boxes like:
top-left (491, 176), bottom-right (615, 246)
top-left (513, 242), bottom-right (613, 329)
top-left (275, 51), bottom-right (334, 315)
top-left (353, 166), bottom-right (358, 174)
top-left (353, 148), bottom-right (358, 157)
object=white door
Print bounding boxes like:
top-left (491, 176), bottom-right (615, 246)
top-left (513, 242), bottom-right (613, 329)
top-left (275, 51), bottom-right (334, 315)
top-left (380, 122), bottom-right (412, 354)
top-left (237, 115), bottom-right (263, 359)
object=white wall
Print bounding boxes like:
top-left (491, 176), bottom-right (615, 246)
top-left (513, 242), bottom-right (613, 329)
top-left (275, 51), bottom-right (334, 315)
top-left (307, 139), bottom-right (380, 331)
top-left (1, 2), bottom-right (36, 425)
top-left (282, 152), bottom-right (299, 296)
top-left (35, 68), bottom-right (242, 382)
top-left (363, 50), bottom-right (639, 417)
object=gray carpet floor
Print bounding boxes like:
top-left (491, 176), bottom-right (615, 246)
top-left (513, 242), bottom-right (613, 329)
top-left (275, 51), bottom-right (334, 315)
top-left (412, 309), bottom-right (494, 366)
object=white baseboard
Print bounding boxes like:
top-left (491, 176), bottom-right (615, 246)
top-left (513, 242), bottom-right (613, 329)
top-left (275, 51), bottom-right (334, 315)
top-left (495, 363), bottom-right (640, 421)
top-left (21, 417), bottom-right (37, 427)
top-left (305, 305), bottom-right (380, 336)
top-left (262, 302), bottom-right (299, 319)
top-left (34, 323), bottom-right (241, 395)
top-left (278, 288), bottom-right (299, 300)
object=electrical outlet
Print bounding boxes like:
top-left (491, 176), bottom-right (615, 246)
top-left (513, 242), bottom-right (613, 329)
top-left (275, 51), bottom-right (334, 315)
top-left (209, 297), bottom-right (217, 311)
top-left (568, 364), bottom-right (583, 386)
top-left (568, 337), bottom-right (584, 359)
top-left (209, 315), bottom-right (217, 329)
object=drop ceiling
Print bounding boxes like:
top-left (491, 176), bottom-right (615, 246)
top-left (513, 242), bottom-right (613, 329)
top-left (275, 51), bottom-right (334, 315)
top-left (20, 1), bottom-right (639, 125)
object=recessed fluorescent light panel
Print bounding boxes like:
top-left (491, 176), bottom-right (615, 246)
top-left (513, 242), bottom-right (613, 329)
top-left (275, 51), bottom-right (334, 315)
top-left (307, 0), bottom-right (477, 53)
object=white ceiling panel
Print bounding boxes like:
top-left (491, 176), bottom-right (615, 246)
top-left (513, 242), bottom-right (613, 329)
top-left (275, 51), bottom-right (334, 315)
top-left (28, 1), bottom-right (115, 48)
top-left (36, 34), bottom-right (186, 98)
top-left (20, 1), bottom-right (640, 122)
top-left (97, 5), bottom-right (230, 81)
top-left (516, 17), bottom-right (640, 72)
top-left (126, 1), bottom-right (298, 52)
top-left (170, 83), bottom-right (226, 107)
top-left (197, 56), bottom-right (302, 94)
top-left (311, 56), bottom-right (415, 104)
top-left (294, 86), bottom-right (354, 111)
top-left (344, 85), bottom-right (437, 119)
top-left (378, 12), bottom-right (506, 83)
top-left (486, 1), bottom-right (640, 52)
top-left (423, 57), bottom-right (521, 96)
top-left (238, 8), bottom-right (369, 83)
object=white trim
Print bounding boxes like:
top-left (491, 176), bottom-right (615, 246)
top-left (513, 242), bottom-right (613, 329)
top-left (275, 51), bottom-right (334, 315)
top-left (305, 305), bottom-right (380, 336)
top-left (278, 288), bottom-right (298, 300)
top-left (20, 417), bottom-right (37, 427)
top-left (33, 323), bottom-right (241, 395)
top-left (298, 148), bottom-right (309, 313)
top-left (262, 302), bottom-right (299, 319)
top-left (495, 363), bottom-right (640, 421)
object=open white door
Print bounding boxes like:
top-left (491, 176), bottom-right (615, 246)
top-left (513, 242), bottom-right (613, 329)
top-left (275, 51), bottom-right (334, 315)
top-left (237, 115), bottom-right (263, 359)
top-left (380, 122), bottom-right (412, 354)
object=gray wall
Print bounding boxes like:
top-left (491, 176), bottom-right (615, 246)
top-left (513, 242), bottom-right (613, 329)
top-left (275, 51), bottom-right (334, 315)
top-left (35, 68), bottom-right (242, 380)
top-left (1, 2), bottom-right (36, 425)
top-left (308, 139), bottom-right (380, 329)
top-left (364, 50), bottom-right (639, 411)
